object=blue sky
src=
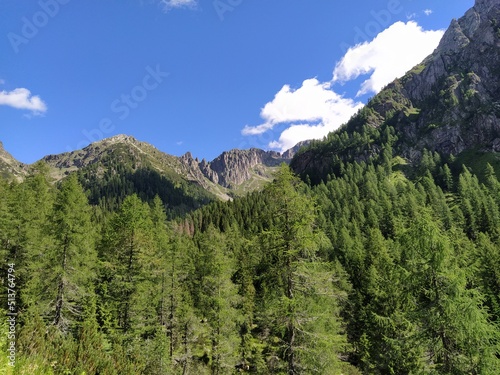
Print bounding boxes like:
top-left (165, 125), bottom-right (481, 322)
top-left (0, 0), bottom-right (473, 163)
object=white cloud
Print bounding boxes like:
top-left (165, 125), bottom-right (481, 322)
top-left (0, 87), bottom-right (47, 114)
top-left (161, 0), bottom-right (197, 11)
top-left (268, 122), bottom-right (352, 152)
top-left (242, 78), bottom-right (362, 136)
top-left (242, 21), bottom-right (445, 152)
top-left (333, 21), bottom-right (444, 96)
top-left (242, 78), bottom-right (363, 151)
top-left (424, 9), bottom-right (433, 16)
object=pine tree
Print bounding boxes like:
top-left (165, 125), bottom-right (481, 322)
top-left (31, 174), bottom-right (96, 333)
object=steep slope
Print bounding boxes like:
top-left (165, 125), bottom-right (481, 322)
top-left (0, 141), bottom-right (26, 181)
top-left (292, 0), bottom-right (500, 181)
top-left (39, 134), bottom-right (305, 203)
top-left (42, 135), bottom-right (216, 213)
top-left (42, 134), bottom-right (183, 180)
top-left (181, 141), bottom-right (310, 196)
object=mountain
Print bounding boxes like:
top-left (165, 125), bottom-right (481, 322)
top-left (292, 0), bottom-right (500, 182)
top-left (0, 133), bottom-right (306, 213)
top-left (38, 134), bottom-right (301, 203)
top-left (0, 141), bottom-right (26, 181)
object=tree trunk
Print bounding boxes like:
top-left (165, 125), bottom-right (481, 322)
top-left (54, 235), bottom-right (69, 329)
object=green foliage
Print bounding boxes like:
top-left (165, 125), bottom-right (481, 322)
top-left (2, 145), bottom-right (500, 374)
top-left (76, 150), bottom-right (213, 216)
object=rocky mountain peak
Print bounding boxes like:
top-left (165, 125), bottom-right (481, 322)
top-left (292, 0), bottom-right (500, 180)
top-left (97, 134), bottom-right (141, 147)
top-left (475, 0), bottom-right (499, 14)
top-left (201, 148), bottom-right (286, 188)
top-left (437, 18), bottom-right (471, 54)
top-left (399, 0), bottom-right (500, 156)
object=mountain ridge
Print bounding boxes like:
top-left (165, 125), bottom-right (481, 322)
top-left (291, 0), bottom-right (500, 182)
top-left (0, 134), bottom-right (307, 201)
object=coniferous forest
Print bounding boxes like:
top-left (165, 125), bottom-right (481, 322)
top-left (1, 135), bottom-right (500, 374)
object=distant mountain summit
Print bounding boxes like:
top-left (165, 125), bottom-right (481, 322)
top-left (292, 0), bottom-right (500, 180)
top-left (33, 134), bottom-right (304, 200)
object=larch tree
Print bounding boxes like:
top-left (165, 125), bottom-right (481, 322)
top-left (38, 173), bottom-right (97, 333)
top-left (258, 164), bottom-right (353, 374)
top-left (400, 211), bottom-right (500, 374)
top-left (99, 194), bottom-right (154, 336)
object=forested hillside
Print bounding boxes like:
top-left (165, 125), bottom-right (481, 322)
top-left (1, 148), bottom-right (499, 374)
top-left (292, 0), bottom-right (500, 184)
top-left (2, 1), bottom-right (500, 373)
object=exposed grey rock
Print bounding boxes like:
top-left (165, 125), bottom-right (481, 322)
top-left (0, 141), bottom-right (26, 180)
top-left (196, 148), bottom-right (285, 188)
top-left (281, 140), bottom-right (311, 159)
top-left (292, 0), bottom-right (500, 178)
top-left (177, 143), bottom-right (309, 189)
top-left (22, 134), bottom-right (309, 199)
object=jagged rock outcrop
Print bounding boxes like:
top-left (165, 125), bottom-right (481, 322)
top-left (179, 144), bottom-right (308, 190)
top-left (2, 131), bottom-right (310, 199)
top-left (281, 141), bottom-right (311, 159)
top-left (398, 0), bottom-right (500, 159)
top-left (206, 149), bottom-right (284, 188)
top-left (292, 0), bottom-right (500, 179)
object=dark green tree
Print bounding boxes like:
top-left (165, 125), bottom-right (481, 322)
top-left (258, 165), bottom-right (354, 374)
top-left (31, 174), bottom-right (96, 333)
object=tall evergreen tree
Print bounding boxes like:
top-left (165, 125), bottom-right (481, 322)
top-left (258, 165), bottom-right (353, 374)
top-left (99, 194), bottom-right (154, 336)
top-left (400, 211), bottom-right (500, 374)
top-left (30, 174), bottom-right (96, 333)
top-left (192, 226), bottom-right (241, 374)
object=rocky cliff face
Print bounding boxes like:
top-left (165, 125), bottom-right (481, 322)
top-left (398, 0), bottom-right (500, 159)
top-left (178, 146), bottom-right (298, 191)
top-left (0, 141), bottom-right (26, 180)
top-left (1, 132), bottom-right (306, 199)
top-left (292, 0), bottom-right (500, 178)
top-left (201, 149), bottom-right (284, 188)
